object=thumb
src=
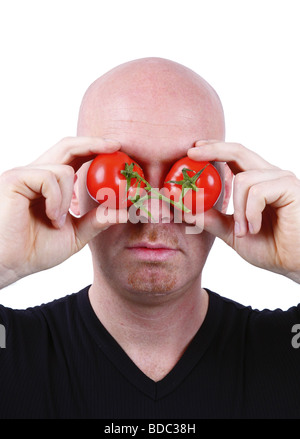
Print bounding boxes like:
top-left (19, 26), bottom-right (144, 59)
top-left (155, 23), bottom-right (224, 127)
top-left (72, 205), bottom-right (128, 250)
top-left (203, 208), bottom-right (234, 248)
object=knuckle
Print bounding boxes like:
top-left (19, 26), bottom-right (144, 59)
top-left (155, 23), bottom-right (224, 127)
top-left (0, 169), bottom-right (15, 184)
top-left (232, 142), bottom-right (244, 150)
top-left (234, 171), bottom-right (248, 187)
top-left (62, 164), bottom-right (75, 179)
top-left (55, 137), bottom-right (76, 156)
top-left (42, 168), bottom-right (55, 179)
top-left (283, 169), bottom-right (296, 178)
top-left (41, 169), bottom-right (58, 187)
top-left (295, 177), bottom-right (300, 189)
top-left (248, 184), bottom-right (261, 199)
top-left (0, 167), bottom-right (24, 187)
top-left (232, 142), bottom-right (246, 157)
top-left (284, 173), bottom-right (299, 185)
top-left (59, 136), bottom-right (75, 146)
top-left (1, 166), bottom-right (21, 177)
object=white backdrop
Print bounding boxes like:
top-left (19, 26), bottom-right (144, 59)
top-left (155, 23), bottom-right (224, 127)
top-left (0, 0), bottom-right (299, 310)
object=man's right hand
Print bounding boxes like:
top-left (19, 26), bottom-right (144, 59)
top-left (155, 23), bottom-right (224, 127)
top-left (0, 137), bottom-right (127, 289)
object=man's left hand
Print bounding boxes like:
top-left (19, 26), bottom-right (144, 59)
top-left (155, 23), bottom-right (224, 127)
top-left (188, 141), bottom-right (300, 284)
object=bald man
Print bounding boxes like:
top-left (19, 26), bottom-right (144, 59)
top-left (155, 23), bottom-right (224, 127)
top-left (0, 58), bottom-right (300, 419)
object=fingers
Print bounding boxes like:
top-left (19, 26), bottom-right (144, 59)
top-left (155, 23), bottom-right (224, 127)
top-left (189, 140), bottom-right (300, 243)
top-left (202, 169), bottom-right (298, 244)
top-left (202, 208), bottom-right (234, 247)
top-left (188, 140), bottom-right (277, 174)
top-left (2, 135), bottom-right (123, 235)
top-left (1, 164), bottom-right (75, 229)
top-left (242, 173), bottom-right (300, 235)
top-left (232, 169), bottom-right (295, 236)
top-left (1, 161), bottom-right (129, 241)
top-left (25, 136), bottom-right (121, 228)
top-left (73, 206), bottom-right (128, 251)
top-left (31, 136), bottom-right (121, 171)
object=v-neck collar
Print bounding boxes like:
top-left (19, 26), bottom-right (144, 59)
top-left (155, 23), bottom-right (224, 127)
top-left (78, 286), bottom-right (221, 401)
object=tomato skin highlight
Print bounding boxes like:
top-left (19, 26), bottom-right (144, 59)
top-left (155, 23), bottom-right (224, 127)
top-left (164, 157), bottom-right (222, 214)
top-left (86, 151), bottom-right (145, 209)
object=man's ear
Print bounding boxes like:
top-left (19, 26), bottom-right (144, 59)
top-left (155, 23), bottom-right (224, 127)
top-left (69, 173), bottom-right (81, 218)
top-left (221, 163), bottom-right (233, 214)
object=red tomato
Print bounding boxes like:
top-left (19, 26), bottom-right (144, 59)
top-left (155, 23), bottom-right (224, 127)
top-left (86, 151), bottom-right (145, 209)
top-left (164, 157), bottom-right (222, 214)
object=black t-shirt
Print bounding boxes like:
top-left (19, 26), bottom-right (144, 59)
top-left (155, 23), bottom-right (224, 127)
top-left (0, 285), bottom-right (300, 419)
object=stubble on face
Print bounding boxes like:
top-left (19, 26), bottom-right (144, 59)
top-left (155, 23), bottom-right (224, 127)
top-left (89, 219), bottom-right (213, 304)
top-left (126, 262), bottom-right (178, 296)
top-left (125, 225), bottom-right (179, 295)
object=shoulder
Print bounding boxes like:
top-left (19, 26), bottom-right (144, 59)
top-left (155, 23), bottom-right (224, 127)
top-left (206, 288), bottom-right (300, 348)
top-left (0, 285), bottom-right (91, 342)
top-left (206, 288), bottom-right (300, 325)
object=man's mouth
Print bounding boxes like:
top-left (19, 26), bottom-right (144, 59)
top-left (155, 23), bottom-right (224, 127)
top-left (125, 242), bottom-right (179, 262)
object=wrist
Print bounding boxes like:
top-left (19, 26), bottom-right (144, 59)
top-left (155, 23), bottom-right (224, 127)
top-left (0, 263), bottom-right (21, 289)
top-left (286, 271), bottom-right (300, 285)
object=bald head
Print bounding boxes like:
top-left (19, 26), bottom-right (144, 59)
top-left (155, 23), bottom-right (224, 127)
top-left (77, 58), bottom-right (225, 157)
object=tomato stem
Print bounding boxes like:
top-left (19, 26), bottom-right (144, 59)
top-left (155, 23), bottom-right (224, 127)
top-left (121, 163), bottom-right (210, 215)
top-left (122, 169), bottom-right (191, 214)
top-left (165, 165), bottom-right (209, 190)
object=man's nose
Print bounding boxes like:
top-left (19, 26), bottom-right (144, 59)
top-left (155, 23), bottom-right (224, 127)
top-left (136, 195), bottom-right (174, 224)
top-left (132, 164), bottom-right (173, 223)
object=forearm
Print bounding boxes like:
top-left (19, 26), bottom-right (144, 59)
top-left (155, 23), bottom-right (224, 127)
top-left (0, 263), bottom-right (21, 290)
top-left (286, 271), bottom-right (300, 285)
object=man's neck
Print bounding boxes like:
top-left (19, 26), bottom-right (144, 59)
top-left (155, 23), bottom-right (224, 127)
top-left (88, 278), bottom-right (209, 382)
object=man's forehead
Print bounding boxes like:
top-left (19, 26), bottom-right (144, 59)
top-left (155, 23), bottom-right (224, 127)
top-left (82, 103), bottom-right (209, 164)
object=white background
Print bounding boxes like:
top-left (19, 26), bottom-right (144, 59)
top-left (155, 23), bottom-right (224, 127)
top-left (0, 0), bottom-right (299, 310)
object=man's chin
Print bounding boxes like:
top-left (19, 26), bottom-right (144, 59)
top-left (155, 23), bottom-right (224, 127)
top-left (123, 262), bottom-right (180, 300)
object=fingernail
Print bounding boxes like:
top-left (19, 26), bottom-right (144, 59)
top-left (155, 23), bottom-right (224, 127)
top-left (234, 221), bottom-right (240, 235)
top-left (187, 147), bottom-right (200, 155)
top-left (195, 140), bottom-right (209, 146)
top-left (54, 208), bottom-right (61, 221)
top-left (103, 138), bottom-right (121, 145)
top-left (57, 214), bottom-right (67, 228)
top-left (248, 222), bottom-right (254, 234)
